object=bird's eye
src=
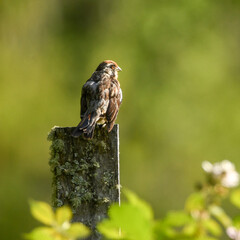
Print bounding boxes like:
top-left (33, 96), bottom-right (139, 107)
top-left (110, 65), bottom-right (115, 69)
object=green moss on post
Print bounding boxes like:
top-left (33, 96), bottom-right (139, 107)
top-left (48, 125), bottom-right (120, 240)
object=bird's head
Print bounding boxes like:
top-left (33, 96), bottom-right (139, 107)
top-left (96, 60), bottom-right (122, 77)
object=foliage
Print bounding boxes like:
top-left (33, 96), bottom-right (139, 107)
top-left (1, 1), bottom-right (240, 239)
top-left (97, 189), bottom-right (153, 240)
top-left (97, 160), bottom-right (240, 240)
top-left (27, 160), bottom-right (240, 240)
top-left (25, 201), bottom-right (90, 240)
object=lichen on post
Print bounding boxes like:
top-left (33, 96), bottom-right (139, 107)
top-left (47, 125), bottom-right (120, 240)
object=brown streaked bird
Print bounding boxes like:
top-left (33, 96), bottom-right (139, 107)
top-left (72, 60), bottom-right (122, 139)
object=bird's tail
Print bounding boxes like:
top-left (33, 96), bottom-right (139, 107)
top-left (71, 113), bottom-right (97, 139)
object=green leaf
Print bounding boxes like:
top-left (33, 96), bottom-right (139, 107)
top-left (97, 220), bottom-right (125, 239)
top-left (97, 203), bottom-right (153, 240)
top-left (233, 216), bottom-right (240, 228)
top-left (203, 218), bottom-right (222, 236)
top-left (24, 227), bottom-right (56, 240)
top-left (185, 192), bottom-right (205, 212)
top-left (66, 223), bottom-right (91, 239)
top-left (183, 222), bottom-right (198, 236)
top-left (230, 189), bottom-right (240, 209)
top-left (155, 212), bottom-right (196, 239)
top-left (164, 211), bottom-right (192, 226)
top-left (123, 188), bottom-right (153, 220)
top-left (56, 206), bottom-right (72, 226)
top-left (209, 205), bottom-right (232, 227)
top-left (195, 237), bottom-right (217, 240)
top-left (154, 220), bottom-right (178, 239)
top-left (29, 200), bottom-right (55, 225)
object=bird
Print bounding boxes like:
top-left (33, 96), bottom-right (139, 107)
top-left (72, 60), bottom-right (122, 139)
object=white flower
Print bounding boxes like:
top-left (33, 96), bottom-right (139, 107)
top-left (202, 161), bottom-right (213, 173)
top-left (222, 171), bottom-right (240, 188)
top-left (212, 162), bottom-right (223, 176)
top-left (227, 227), bottom-right (240, 240)
top-left (222, 160), bottom-right (236, 172)
top-left (202, 160), bottom-right (240, 188)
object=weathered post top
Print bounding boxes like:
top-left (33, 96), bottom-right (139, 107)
top-left (47, 124), bottom-right (120, 240)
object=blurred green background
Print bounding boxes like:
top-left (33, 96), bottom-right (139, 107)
top-left (1, 0), bottom-right (240, 239)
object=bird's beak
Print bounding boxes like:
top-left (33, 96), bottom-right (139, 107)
top-left (117, 66), bottom-right (122, 72)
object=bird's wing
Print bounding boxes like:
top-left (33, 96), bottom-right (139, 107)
top-left (106, 84), bottom-right (122, 131)
top-left (80, 82), bottom-right (89, 118)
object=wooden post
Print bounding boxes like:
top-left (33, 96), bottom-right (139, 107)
top-left (47, 125), bottom-right (120, 240)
